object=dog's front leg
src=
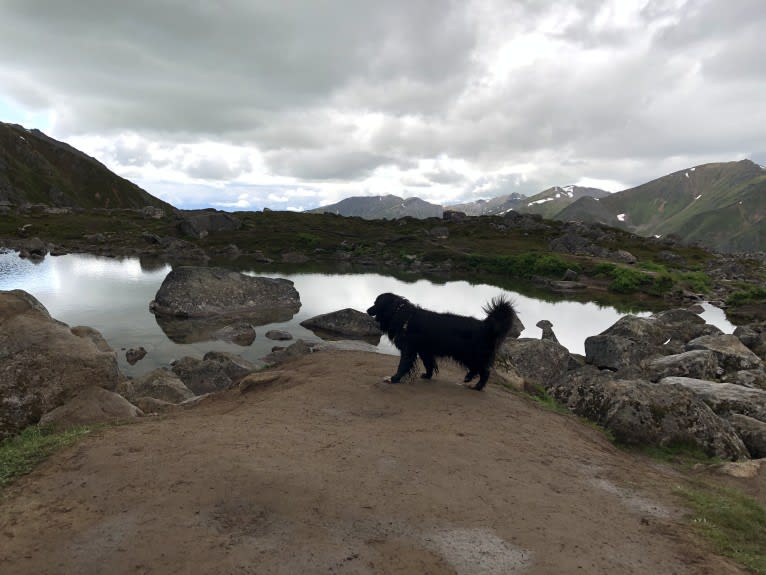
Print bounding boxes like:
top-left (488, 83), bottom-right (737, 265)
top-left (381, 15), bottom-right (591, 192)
top-left (472, 368), bottom-right (491, 391)
top-left (390, 349), bottom-right (417, 383)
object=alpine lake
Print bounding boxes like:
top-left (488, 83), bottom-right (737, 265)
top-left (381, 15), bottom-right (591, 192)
top-left (0, 250), bottom-right (736, 378)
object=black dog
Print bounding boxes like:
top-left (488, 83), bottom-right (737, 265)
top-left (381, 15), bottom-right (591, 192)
top-left (366, 293), bottom-right (517, 390)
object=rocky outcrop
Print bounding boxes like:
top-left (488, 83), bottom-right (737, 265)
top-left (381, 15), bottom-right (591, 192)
top-left (0, 290), bottom-right (122, 439)
top-left (500, 306), bottom-right (766, 460)
top-left (651, 308), bottom-right (721, 345)
top-left (176, 211), bottom-right (241, 239)
top-left (685, 334), bottom-right (762, 372)
top-left (150, 267), bottom-right (300, 321)
top-left (659, 377), bottom-right (766, 423)
top-left (39, 387), bottom-right (142, 431)
top-left (300, 308), bottom-right (382, 342)
top-left (497, 338), bottom-right (571, 390)
top-left (550, 368), bottom-right (748, 460)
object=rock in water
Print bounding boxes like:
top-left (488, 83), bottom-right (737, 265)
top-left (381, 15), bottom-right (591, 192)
top-left (149, 267), bottom-right (301, 343)
top-left (300, 308), bottom-right (382, 343)
top-left (150, 267), bottom-right (301, 319)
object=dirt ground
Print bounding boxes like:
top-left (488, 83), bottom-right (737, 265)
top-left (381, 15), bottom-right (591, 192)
top-left (0, 350), bottom-right (752, 574)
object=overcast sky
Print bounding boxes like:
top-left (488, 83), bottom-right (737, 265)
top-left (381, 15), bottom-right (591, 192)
top-left (1, 0), bottom-right (764, 211)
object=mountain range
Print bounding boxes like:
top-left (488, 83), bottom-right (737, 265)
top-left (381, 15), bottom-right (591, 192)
top-left (0, 121), bottom-right (172, 211)
top-left (313, 160), bottom-right (766, 253)
top-left (308, 194), bottom-right (442, 219)
top-left (2, 121), bottom-right (765, 253)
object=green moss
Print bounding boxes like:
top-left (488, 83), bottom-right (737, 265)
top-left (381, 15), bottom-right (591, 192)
top-left (468, 253), bottom-right (576, 279)
top-left (727, 286), bottom-right (766, 307)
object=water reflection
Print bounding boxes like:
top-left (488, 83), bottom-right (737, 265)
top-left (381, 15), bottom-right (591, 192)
top-left (0, 252), bottom-right (736, 378)
top-left (154, 307), bottom-right (300, 344)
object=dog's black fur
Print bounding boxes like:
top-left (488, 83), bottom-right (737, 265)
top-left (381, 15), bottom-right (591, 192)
top-left (366, 293), bottom-right (516, 391)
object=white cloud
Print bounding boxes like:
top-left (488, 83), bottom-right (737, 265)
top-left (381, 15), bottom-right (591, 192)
top-left (0, 0), bottom-right (764, 210)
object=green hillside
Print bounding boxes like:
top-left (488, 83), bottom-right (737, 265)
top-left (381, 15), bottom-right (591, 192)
top-left (0, 122), bottom-right (174, 211)
top-left (520, 186), bottom-right (610, 219)
top-left (555, 160), bottom-right (766, 252)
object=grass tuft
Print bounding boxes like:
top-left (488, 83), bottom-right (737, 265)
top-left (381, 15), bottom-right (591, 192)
top-left (0, 425), bottom-right (92, 492)
top-left (677, 482), bottom-right (766, 574)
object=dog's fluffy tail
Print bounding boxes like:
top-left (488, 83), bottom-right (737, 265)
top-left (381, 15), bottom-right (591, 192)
top-left (482, 295), bottom-right (515, 342)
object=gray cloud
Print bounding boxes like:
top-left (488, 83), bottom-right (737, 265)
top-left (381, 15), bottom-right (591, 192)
top-left (0, 0), bottom-right (763, 208)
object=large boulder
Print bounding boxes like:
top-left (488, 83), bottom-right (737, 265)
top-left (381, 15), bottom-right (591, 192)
top-left (651, 308), bottom-right (722, 345)
top-left (734, 323), bottom-right (766, 359)
top-left (728, 414), bottom-right (766, 458)
top-left (646, 350), bottom-right (721, 382)
top-left (724, 368), bottom-right (766, 389)
top-left (39, 387), bottom-right (142, 431)
top-left (150, 267), bottom-right (301, 343)
top-left (150, 267), bottom-right (300, 319)
top-left (685, 334), bottom-right (762, 372)
top-left (497, 338), bottom-right (571, 390)
top-left (300, 308), bottom-right (382, 343)
top-left (0, 290), bottom-right (122, 439)
top-left (584, 315), bottom-right (666, 372)
top-left (550, 368), bottom-right (748, 460)
top-left (659, 377), bottom-right (766, 423)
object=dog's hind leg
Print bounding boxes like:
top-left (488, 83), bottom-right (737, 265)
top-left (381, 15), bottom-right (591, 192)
top-left (419, 352), bottom-right (437, 379)
top-left (463, 369), bottom-right (477, 383)
top-left (390, 349), bottom-right (417, 383)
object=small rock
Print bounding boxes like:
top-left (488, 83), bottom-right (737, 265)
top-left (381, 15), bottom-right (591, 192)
top-left (126, 347), bottom-right (148, 365)
top-left (212, 321), bottom-right (256, 346)
top-left (562, 268), bottom-right (579, 281)
top-left (238, 371), bottom-right (284, 393)
top-left (535, 320), bottom-right (560, 344)
top-left (265, 330), bottom-right (293, 341)
top-left (119, 368), bottom-right (195, 404)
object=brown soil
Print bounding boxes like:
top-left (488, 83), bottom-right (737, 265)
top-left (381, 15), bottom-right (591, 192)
top-left (0, 350), bottom-right (748, 574)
